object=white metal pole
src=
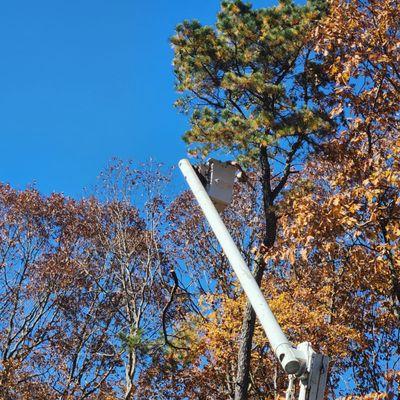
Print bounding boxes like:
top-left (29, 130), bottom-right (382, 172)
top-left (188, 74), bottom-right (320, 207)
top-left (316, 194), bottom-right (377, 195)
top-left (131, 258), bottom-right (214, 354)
top-left (179, 159), bottom-right (304, 375)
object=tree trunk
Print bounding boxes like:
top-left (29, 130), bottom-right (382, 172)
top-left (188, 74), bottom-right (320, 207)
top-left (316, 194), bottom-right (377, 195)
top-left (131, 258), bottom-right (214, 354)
top-left (234, 260), bottom-right (266, 400)
top-left (124, 349), bottom-right (137, 400)
top-left (234, 145), bottom-right (277, 400)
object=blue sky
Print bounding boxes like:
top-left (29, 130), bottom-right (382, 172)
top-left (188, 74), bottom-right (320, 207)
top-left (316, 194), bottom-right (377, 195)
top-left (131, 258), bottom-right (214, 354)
top-left (0, 0), bottom-right (271, 197)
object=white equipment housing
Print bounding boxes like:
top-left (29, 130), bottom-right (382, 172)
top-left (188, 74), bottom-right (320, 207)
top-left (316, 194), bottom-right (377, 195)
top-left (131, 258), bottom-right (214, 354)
top-left (196, 159), bottom-right (237, 212)
top-left (298, 343), bottom-right (330, 400)
top-left (179, 158), bottom-right (329, 400)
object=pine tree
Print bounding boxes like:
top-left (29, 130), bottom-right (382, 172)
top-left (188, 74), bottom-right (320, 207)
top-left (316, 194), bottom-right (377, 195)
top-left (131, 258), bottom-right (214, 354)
top-left (172, 1), bottom-right (333, 398)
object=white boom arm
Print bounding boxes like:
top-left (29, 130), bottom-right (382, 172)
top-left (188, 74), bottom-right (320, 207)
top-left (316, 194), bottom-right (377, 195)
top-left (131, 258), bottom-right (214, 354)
top-left (179, 159), bottom-right (329, 399)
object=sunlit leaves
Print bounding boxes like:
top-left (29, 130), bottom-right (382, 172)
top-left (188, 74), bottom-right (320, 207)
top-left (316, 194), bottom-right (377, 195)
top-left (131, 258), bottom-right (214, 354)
top-left (172, 0), bottom-right (334, 165)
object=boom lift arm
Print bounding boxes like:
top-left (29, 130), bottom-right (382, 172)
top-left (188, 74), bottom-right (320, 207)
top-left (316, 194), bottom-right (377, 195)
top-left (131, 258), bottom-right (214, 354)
top-left (178, 158), bottom-right (329, 400)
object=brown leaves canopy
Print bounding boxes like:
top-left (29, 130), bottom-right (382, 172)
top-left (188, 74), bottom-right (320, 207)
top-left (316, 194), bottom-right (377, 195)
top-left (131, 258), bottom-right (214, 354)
top-left (1, 1), bottom-right (399, 399)
top-left (0, 184), bottom-right (114, 399)
top-left (0, 162), bottom-right (178, 400)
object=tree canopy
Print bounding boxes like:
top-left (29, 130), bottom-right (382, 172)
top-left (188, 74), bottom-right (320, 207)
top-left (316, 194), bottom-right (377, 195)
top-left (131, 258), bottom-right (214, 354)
top-left (0, 0), bottom-right (399, 399)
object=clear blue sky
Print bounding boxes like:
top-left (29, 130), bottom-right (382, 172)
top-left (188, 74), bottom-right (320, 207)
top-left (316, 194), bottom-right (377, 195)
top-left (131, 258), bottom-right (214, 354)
top-left (0, 0), bottom-right (271, 197)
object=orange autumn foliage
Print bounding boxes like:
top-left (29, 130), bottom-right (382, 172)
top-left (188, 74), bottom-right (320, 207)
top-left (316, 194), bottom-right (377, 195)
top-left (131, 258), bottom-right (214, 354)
top-left (147, 0), bottom-right (399, 398)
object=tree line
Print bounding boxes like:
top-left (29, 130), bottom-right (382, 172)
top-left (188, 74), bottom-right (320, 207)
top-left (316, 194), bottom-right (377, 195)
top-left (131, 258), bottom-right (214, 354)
top-left (0, 0), bottom-right (399, 398)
